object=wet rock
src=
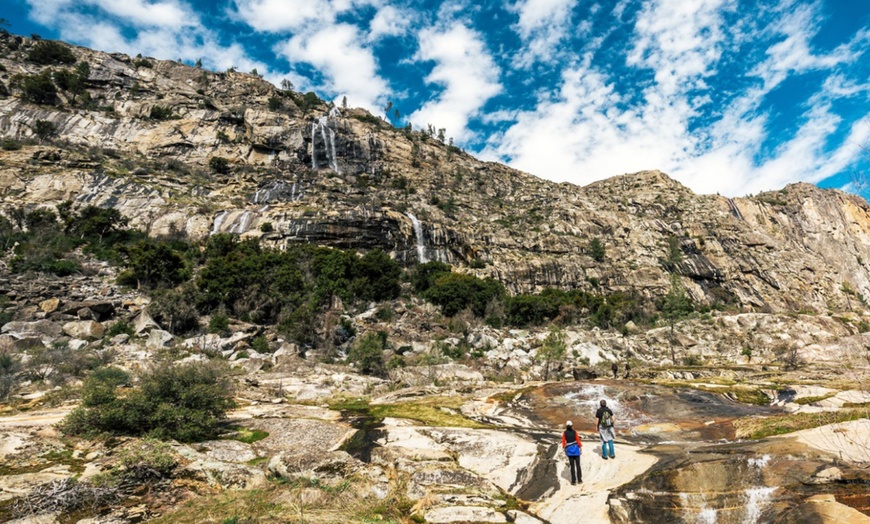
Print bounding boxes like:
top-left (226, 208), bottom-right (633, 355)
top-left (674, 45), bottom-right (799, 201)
top-left (62, 320), bottom-right (105, 340)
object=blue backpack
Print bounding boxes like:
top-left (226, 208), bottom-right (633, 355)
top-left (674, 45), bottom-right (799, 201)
top-left (565, 442), bottom-right (580, 456)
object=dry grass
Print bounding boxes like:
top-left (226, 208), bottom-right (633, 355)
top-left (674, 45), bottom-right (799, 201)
top-left (330, 396), bottom-right (487, 429)
top-left (148, 476), bottom-right (416, 524)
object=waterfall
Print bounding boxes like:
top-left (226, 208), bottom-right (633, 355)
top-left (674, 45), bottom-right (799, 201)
top-left (727, 198), bottom-right (743, 220)
top-left (210, 211), bottom-right (229, 236)
top-left (311, 111), bottom-right (341, 173)
top-left (741, 487), bottom-right (776, 524)
top-left (232, 210), bottom-right (253, 234)
top-left (407, 213), bottom-right (428, 263)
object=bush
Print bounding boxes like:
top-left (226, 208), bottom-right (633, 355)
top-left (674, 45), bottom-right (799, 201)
top-left (268, 96), bottom-right (283, 111)
top-left (1, 138), bottom-right (21, 150)
top-left (148, 284), bottom-right (202, 335)
top-left (0, 351), bottom-right (22, 401)
top-left (28, 40), bottom-right (76, 65)
top-left (16, 70), bottom-right (58, 105)
top-left (411, 261), bottom-right (452, 293)
top-left (209, 156), bottom-right (230, 174)
top-left (105, 320), bottom-right (134, 338)
top-left (149, 105), bottom-right (174, 120)
top-left (116, 438), bottom-right (177, 481)
top-left (117, 239), bottom-right (187, 289)
top-left (348, 331), bottom-right (386, 376)
top-left (423, 272), bottom-right (505, 317)
top-left (588, 237), bottom-right (605, 262)
top-left (34, 119), bottom-right (57, 141)
top-left (61, 361), bottom-right (235, 442)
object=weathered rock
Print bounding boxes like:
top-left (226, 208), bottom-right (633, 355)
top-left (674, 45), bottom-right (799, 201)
top-left (146, 329), bottom-right (174, 349)
top-left (132, 308), bottom-right (160, 335)
top-left (1, 320), bottom-right (63, 341)
top-left (38, 298), bottom-right (61, 314)
top-left (62, 320), bottom-right (105, 340)
top-left (424, 506), bottom-right (507, 523)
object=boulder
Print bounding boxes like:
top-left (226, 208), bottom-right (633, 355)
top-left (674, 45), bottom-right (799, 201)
top-left (62, 320), bottom-right (105, 340)
top-left (1, 320), bottom-right (63, 342)
top-left (39, 298), bottom-right (61, 314)
top-left (132, 308), bottom-right (160, 335)
top-left (146, 329), bottom-right (174, 349)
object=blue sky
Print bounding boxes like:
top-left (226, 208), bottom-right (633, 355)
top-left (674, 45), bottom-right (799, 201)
top-left (4, 0), bottom-right (870, 198)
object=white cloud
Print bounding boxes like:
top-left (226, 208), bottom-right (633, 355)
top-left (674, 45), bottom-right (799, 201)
top-left (24, 0), bottom-right (269, 76)
top-left (508, 0), bottom-right (577, 67)
top-left (409, 23), bottom-right (502, 142)
top-left (232, 0), bottom-right (338, 32)
top-left (482, 0), bottom-right (870, 197)
top-left (369, 5), bottom-right (409, 40)
top-left (277, 23), bottom-right (388, 110)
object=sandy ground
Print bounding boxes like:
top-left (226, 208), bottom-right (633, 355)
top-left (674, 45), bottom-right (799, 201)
top-left (791, 418), bottom-right (870, 465)
top-left (529, 440), bottom-right (657, 524)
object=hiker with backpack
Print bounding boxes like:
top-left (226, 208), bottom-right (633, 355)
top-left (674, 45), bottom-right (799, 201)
top-left (561, 420), bottom-right (582, 484)
top-left (596, 400), bottom-right (615, 459)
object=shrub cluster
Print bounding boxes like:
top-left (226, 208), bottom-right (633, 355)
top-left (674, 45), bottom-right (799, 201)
top-left (412, 262), bottom-right (651, 330)
top-left (61, 362), bottom-right (235, 442)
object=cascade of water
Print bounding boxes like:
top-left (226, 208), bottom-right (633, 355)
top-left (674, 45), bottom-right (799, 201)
top-left (210, 211), bottom-right (229, 236)
top-left (741, 487), bottom-right (776, 523)
top-left (232, 210), bottom-right (253, 234)
top-left (406, 213), bottom-right (428, 263)
top-left (311, 113), bottom-right (340, 173)
top-left (727, 198), bottom-right (743, 220)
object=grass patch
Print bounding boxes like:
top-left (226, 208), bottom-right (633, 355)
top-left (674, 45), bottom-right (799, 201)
top-left (330, 396), bottom-right (486, 428)
top-left (488, 385), bottom-right (537, 403)
top-left (224, 427), bottom-right (269, 444)
top-left (734, 408), bottom-right (870, 439)
top-left (793, 392), bottom-right (837, 405)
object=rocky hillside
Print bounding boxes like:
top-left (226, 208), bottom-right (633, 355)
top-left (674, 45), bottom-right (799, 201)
top-left (2, 33), bottom-right (870, 315)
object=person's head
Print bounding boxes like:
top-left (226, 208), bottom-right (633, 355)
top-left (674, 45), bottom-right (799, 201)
top-left (566, 420), bottom-right (573, 429)
top-left (600, 400), bottom-right (607, 407)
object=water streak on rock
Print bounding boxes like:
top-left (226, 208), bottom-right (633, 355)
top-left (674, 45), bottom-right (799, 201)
top-left (407, 213), bottom-right (428, 263)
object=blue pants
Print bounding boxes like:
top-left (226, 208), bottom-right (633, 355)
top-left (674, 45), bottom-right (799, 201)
top-left (602, 440), bottom-right (614, 458)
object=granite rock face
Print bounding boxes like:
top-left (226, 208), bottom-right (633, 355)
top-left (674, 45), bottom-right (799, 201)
top-left (2, 33), bottom-right (870, 316)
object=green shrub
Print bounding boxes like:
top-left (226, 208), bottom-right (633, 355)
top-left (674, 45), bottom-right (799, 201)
top-left (105, 320), bottom-right (134, 338)
top-left (209, 156), bottom-right (230, 174)
top-left (148, 284), bottom-right (202, 335)
top-left (0, 351), bottom-right (22, 401)
top-left (1, 138), bottom-right (21, 150)
top-left (117, 239), bottom-right (187, 289)
top-left (208, 308), bottom-right (230, 335)
top-left (28, 40), bottom-right (76, 65)
top-left (348, 331), bottom-right (386, 376)
top-left (250, 335), bottom-right (271, 354)
top-left (588, 237), bottom-right (605, 262)
top-left (268, 96), bottom-right (283, 111)
top-left (149, 105), bottom-right (174, 120)
top-left (423, 272), bottom-right (505, 317)
top-left (116, 438), bottom-right (177, 481)
top-left (16, 70), bottom-right (58, 105)
top-left (34, 119), bottom-right (57, 141)
top-left (411, 261), bottom-right (452, 293)
top-left (62, 361), bottom-right (235, 442)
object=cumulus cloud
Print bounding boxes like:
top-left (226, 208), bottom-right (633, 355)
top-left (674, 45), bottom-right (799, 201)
top-left (482, 0), bottom-right (870, 197)
top-left (24, 0), bottom-right (269, 76)
top-left (409, 23), bottom-right (502, 142)
top-left (277, 23), bottom-right (388, 109)
top-left (231, 0), bottom-right (339, 32)
top-left (508, 0), bottom-right (578, 68)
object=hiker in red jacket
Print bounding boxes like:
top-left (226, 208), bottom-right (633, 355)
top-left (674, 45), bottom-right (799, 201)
top-left (561, 420), bottom-right (582, 484)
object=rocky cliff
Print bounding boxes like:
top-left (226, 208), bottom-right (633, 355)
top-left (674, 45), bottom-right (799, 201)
top-left (2, 32), bottom-right (870, 315)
